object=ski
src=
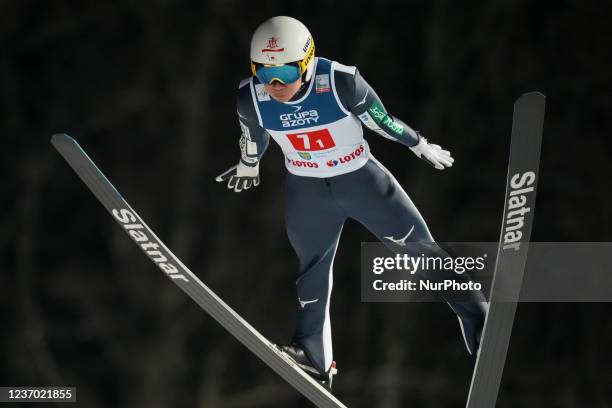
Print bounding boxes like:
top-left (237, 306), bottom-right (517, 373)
top-left (465, 92), bottom-right (546, 407)
top-left (51, 134), bottom-right (347, 408)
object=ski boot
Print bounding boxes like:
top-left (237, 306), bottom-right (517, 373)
top-left (450, 301), bottom-right (489, 355)
top-left (276, 342), bottom-right (338, 391)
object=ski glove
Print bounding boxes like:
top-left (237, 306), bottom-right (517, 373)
top-left (409, 136), bottom-right (454, 170)
top-left (215, 161), bottom-right (260, 192)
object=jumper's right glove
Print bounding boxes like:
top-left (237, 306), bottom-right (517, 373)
top-left (409, 136), bottom-right (454, 170)
top-left (215, 161), bottom-right (260, 192)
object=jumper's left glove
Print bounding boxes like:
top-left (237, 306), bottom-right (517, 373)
top-left (215, 161), bottom-right (260, 192)
top-left (409, 136), bottom-right (454, 170)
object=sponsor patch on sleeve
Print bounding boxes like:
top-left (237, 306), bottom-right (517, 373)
top-left (358, 112), bottom-right (382, 131)
top-left (358, 111), bottom-right (399, 141)
top-left (367, 101), bottom-right (404, 136)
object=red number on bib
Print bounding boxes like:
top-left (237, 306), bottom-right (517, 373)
top-left (286, 129), bottom-right (336, 151)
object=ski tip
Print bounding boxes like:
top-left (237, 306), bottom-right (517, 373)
top-left (50, 133), bottom-right (76, 146)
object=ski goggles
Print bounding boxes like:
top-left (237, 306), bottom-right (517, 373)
top-left (252, 62), bottom-right (302, 85)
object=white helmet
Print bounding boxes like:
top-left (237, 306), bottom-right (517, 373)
top-left (250, 16), bottom-right (316, 82)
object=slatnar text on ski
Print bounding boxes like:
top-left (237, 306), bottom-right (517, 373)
top-left (502, 171), bottom-right (535, 251)
top-left (112, 208), bottom-right (189, 282)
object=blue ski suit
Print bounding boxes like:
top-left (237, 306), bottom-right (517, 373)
top-left (233, 57), bottom-right (487, 374)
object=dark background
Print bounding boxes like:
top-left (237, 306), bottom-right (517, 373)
top-left (3, 0), bottom-right (611, 407)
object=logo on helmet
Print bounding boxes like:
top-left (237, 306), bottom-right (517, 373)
top-left (301, 38), bottom-right (315, 70)
top-left (262, 37), bottom-right (284, 52)
top-left (303, 37), bottom-right (311, 53)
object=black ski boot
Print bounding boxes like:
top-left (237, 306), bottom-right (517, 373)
top-left (276, 342), bottom-right (337, 391)
top-left (449, 300), bottom-right (489, 355)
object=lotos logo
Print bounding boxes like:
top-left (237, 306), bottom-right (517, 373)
top-left (287, 158), bottom-right (319, 168)
top-left (326, 145), bottom-right (365, 167)
top-left (280, 109), bottom-right (319, 128)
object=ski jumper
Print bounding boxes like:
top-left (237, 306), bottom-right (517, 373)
top-left (235, 57), bottom-right (487, 373)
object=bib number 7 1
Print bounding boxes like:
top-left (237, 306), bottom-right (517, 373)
top-left (286, 129), bottom-right (336, 151)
